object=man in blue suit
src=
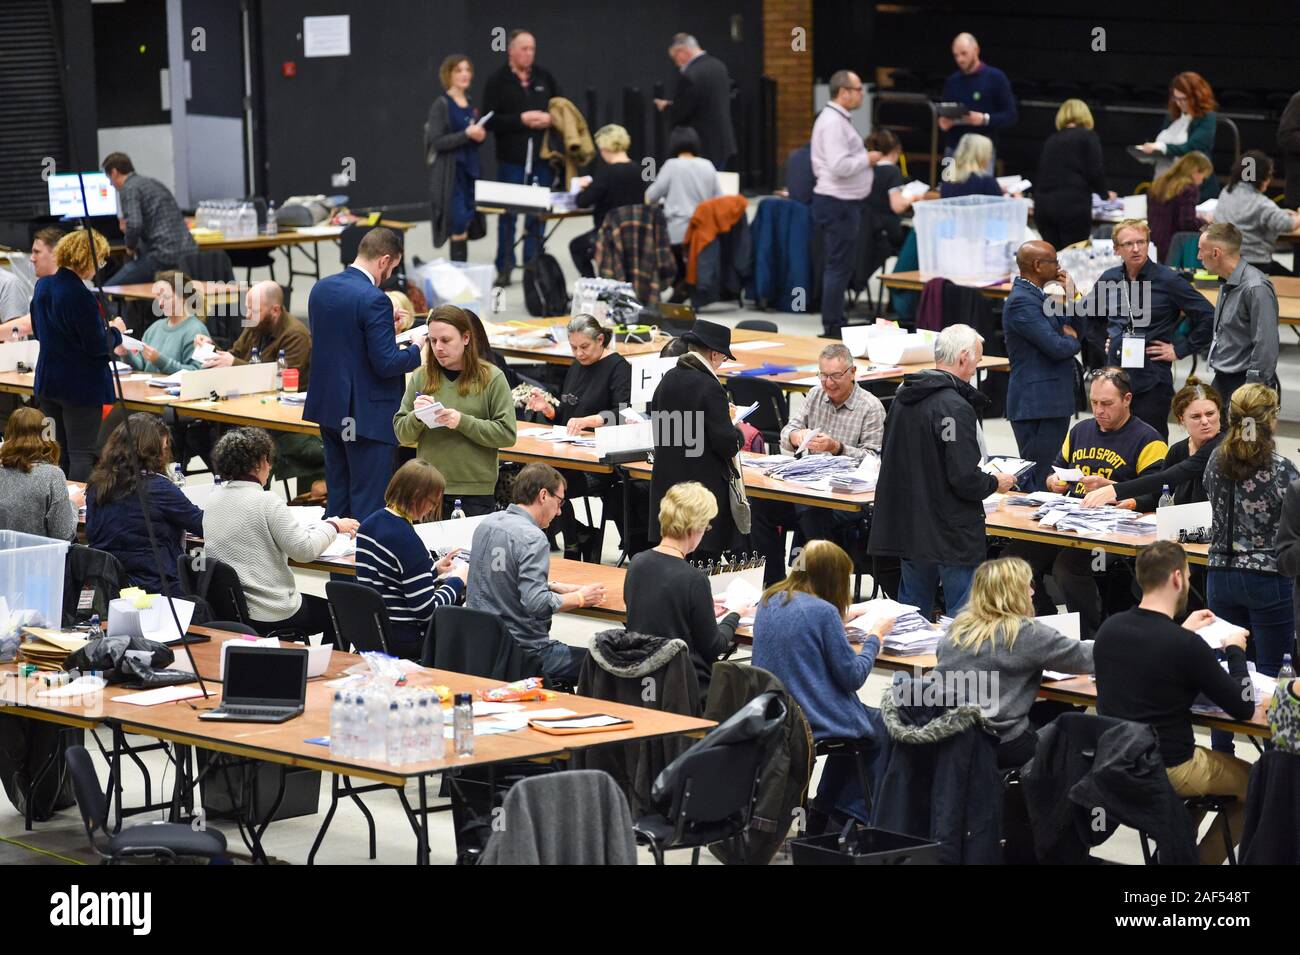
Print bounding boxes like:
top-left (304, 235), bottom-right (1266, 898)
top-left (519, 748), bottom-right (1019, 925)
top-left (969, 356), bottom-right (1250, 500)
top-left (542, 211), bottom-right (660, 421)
top-left (1003, 240), bottom-right (1082, 491)
top-left (305, 228), bottom-right (425, 519)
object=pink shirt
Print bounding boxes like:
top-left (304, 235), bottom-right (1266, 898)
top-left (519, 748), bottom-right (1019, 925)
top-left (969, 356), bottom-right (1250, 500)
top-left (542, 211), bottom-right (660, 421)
top-left (811, 102), bottom-right (873, 200)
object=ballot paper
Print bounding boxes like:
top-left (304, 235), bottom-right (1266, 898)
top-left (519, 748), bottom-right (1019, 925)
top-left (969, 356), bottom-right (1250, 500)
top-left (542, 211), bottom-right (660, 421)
top-left (718, 576), bottom-right (762, 614)
top-left (145, 597), bottom-right (196, 645)
top-left (413, 401), bottom-right (445, 429)
top-left (319, 535), bottom-right (357, 560)
top-left (997, 176), bottom-right (1032, 194)
top-left (1196, 616), bottom-right (1247, 650)
top-left (191, 341), bottom-right (218, 364)
top-left (732, 401), bottom-right (759, 424)
top-left (1051, 466), bottom-right (1084, 482)
top-left (1037, 611), bottom-right (1081, 640)
top-left (620, 408), bottom-right (648, 424)
top-left (893, 180), bottom-right (930, 199)
top-left (731, 340), bottom-right (785, 351)
top-left (148, 371), bottom-right (185, 388)
top-left (119, 333), bottom-right (147, 353)
top-left (115, 685), bottom-right (204, 706)
top-left (851, 598), bottom-right (920, 636)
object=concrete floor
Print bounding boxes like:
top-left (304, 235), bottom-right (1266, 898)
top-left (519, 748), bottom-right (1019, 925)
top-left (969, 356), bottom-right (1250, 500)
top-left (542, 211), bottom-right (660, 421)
top-left (2, 207), bottom-right (1283, 865)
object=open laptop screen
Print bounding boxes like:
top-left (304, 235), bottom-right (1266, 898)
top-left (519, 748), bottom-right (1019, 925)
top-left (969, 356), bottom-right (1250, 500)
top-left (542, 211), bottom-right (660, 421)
top-left (223, 646), bottom-right (308, 707)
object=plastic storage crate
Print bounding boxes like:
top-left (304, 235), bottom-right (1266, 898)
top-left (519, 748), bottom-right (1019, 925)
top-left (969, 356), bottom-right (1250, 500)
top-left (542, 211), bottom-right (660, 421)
top-left (914, 195), bottom-right (1029, 285)
top-left (790, 822), bottom-right (942, 865)
top-left (411, 259), bottom-right (495, 319)
top-left (0, 531), bottom-right (70, 661)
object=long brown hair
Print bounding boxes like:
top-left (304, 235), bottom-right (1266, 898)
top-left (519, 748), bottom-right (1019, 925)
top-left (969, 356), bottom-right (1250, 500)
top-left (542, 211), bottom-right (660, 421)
top-left (759, 539), bottom-right (852, 617)
top-left (1168, 71), bottom-right (1216, 118)
top-left (1216, 384), bottom-right (1278, 482)
top-left (422, 304), bottom-right (492, 396)
top-left (1170, 374), bottom-right (1221, 422)
top-left (86, 414), bottom-right (173, 506)
top-left (0, 407), bottom-right (60, 473)
top-left (385, 459), bottom-right (446, 519)
top-left (1148, 151), bottom-right (1213, 203)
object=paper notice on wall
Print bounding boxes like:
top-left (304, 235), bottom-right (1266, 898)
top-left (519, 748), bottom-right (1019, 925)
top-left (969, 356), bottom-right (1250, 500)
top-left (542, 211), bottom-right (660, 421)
top-left (303, 15), bottom-right (350, 57)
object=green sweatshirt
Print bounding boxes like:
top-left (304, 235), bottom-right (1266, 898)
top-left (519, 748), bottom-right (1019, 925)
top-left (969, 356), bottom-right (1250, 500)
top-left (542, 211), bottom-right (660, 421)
top-left (125, 314), bottom-right (209, 374)
top-left (393, 363), bottom-right (517, 496)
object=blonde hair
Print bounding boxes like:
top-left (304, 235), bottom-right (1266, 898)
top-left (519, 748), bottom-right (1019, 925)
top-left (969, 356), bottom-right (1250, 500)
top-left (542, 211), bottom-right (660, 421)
top-left (1055, 99), bottom-right (1094, 130)
top-left (54, 229), bottom-right (109, 275)
top-left (386, 290), bottom-right (415, 332)
top-left (658, 481), bottom-right (717, 539)
top-left (594, 124), bottom-right (631, 153)
top-left (1149, 151), bottom-right (1213, 204)
top-left (759, 539), bottom-right (852, 618)
top-left (1112, 218), bottom-right (1150, 244)
top-left (1217, 383), bottom-right (1279, 482)
top-left (943, 134), bottom-right (993, 184)
top-left (945, 557), bottom-right (1034, 653)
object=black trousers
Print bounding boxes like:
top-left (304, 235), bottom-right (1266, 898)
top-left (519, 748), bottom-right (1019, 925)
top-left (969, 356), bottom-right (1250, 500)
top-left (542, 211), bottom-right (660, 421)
top-left (569, 229), bottom-right (598, 278)
top-left (255, 592), bottom-right (337, 645)
top-left (750, 499), bottom-right (840, 587)
top-left (1010, 416), bottom-right (1071, 492)
top-left (40, 397), bottom-right (103, 482)
top-left (1129, 382), bottom-right (1174, 441)
top-left (1002, 539), bottom-right (1104, 638)
top-left (1034, 202), bottom-right (1092, 253)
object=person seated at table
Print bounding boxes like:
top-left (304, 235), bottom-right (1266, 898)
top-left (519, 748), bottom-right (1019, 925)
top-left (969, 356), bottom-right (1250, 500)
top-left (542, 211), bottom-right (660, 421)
top-left (935, 556), bottom-right (1094, 770)
top-left (387, 289), bottom-right (415, 336)
top-left (1146, 151), bottom-right (1214, 263)
top-left (751, 342), bottom-right (885, 587)
top-left (1214, 150), bottom-right (1300, 276)
top-left (569, 124), bottom-right (646, 278)
top-left (645, 125), bottom-right (720, 297)
top-left (466, 463), bottom-right (605, 685)
top-left (523, 314), bottom-right (632, 560)
top-left (1094, 540), bottom-right (1253, 865)
top-left (463, 307), bottom-right (520, 389)
top-left (394, 304), bottom-right (516, 519)
top-left (85, 414), bottom-right (203, 592)
top-left (356, 459), bottom-right (468, 658)
top-left (194, 280), bottom-right (323, 496)
top-left (864, 129), bottom-right (918, 254)
top-left (1004, 368), bottom-right (1167, 637)
top-left (0, 406), bottom-right (80, 540)
top-left (752, 539), bottom-right (895, 825)
top-left (624, 481), bottom-right (747, 702)
top-left (202, 427), bottom-right (356, 642)
top-left (116, 270), bottom-right (207, 375)
top-left (939, 134), bottom-right (1003, 199)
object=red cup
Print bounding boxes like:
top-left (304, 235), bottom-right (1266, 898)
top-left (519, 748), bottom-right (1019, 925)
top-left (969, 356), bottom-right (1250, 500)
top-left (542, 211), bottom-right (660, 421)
top-left (282, 368), bottom-right (299, 392)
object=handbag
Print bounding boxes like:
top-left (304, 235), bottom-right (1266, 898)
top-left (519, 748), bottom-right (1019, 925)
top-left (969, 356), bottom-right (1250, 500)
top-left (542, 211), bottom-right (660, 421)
top-left (728, 456), bottom-right (752, 534)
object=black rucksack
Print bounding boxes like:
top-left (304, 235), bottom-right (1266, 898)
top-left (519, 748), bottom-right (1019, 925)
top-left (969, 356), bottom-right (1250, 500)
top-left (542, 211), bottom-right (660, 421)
top-left (523, 254), bottom-right (569, 317)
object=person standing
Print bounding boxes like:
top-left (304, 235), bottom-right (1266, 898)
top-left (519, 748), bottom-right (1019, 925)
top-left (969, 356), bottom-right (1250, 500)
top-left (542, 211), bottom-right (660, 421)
top-left (1034, 99), bottom-right (1109, 251)
top-left (869, 324), bottom-right (1016, 616)
top-left (1136, 72), bottom-right (1219, 201)
top-left (306, 228), bottom-right (426, 520)
top-left (101, 152), bottom-right (197, 285)
top-left (810, 70), bottom-right (872, 336)
top-left (938, 33), bottom-right (1017, 158)
top-left (426, 54), bottom-right (486, 263)
top-left (482, 30), bottom-right (561, 288)
top-left (1003, 240), bottom-right (1082, 491)
top-left (653, 33), bottom-right (736, 171)
top-left (1199, 222), bottom-right (1280, 398)
top-left (0, 227), bottom-right (64, 342)
top-left (30, 229), bottom-right (126, 481)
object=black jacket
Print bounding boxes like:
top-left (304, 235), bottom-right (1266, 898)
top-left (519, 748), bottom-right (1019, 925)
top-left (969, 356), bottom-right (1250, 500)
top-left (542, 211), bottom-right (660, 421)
top-left (1275, 478), bottom-right (1300, 625)
top-left (869, 369), bottom-right (998, 566)
top-left (874, 672), bottom-right (1002, 864)
top-left (649, 353), bottom-right (744, 554)
top-left (669, 53), bottom-right (736, 168)
top-left (1239, 749), bottom-right (1300, 864)
top-left (482, 64), bottom-right (562, 167)
top-left (1034, 126), bottom-right (1107, 225)
top-left (1021, 712), bottom-right (1198, 864)
top-left (1278, 91), bottom-right (1300, 215)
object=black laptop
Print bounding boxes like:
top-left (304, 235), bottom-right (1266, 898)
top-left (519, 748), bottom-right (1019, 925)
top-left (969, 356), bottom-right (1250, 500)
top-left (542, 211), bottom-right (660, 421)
top-left (199, 645), bottom-right (309, 724)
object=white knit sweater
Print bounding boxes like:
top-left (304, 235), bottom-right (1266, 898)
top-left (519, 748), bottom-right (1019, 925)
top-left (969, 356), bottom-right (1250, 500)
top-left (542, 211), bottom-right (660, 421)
top-left (201, 481), bottom-right (336, 622)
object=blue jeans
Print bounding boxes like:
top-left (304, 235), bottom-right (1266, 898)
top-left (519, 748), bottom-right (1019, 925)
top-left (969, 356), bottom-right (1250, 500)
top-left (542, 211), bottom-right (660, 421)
top-left (1010, 416), bottom-right (1070, 493)
top-left (494, 161), bottom-right (554, 271)
top-left (1207, 567), bottom-right (1294, 751)
top-left (898, 560), bottom-right (976, 618)
top-left (104, 252), bottom-right (164, 286)
top-left (810, 194), bottom-right (863, 334)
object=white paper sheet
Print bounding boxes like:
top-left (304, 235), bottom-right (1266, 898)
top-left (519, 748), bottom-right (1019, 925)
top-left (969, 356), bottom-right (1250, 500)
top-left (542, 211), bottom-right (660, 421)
top-left (1196, 616), bottom-right (1247, 649)
top-left (413, 401), bottom-right (445, 429)
top-left (1052, 466), bottom-right (1084, 482)
top-left (115, 685), bottom-right (205, 706)
top-left (191, 342), bottom-right (218, 364)
top-left (731, 340), bottom-right (785, 351)
top-left (319, 536), bottom-right (357, 559)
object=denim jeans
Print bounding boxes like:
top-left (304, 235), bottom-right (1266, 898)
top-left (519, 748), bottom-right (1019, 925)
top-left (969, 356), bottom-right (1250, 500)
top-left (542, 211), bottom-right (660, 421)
top-left (898, 560), bottom-right (976, 618)
top-left (495, 161), bottom-right (554, 271)
top-left (104, 252), bottom-right (165, 287)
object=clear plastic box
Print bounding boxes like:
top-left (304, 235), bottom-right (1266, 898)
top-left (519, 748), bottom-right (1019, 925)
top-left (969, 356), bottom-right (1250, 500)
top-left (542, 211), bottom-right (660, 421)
top-left (914, 195), bottom-right (1029, 284)
top-left (410, 259), bottom-right (495, 319)
top-left (0, 531), bottom-right (70, 659)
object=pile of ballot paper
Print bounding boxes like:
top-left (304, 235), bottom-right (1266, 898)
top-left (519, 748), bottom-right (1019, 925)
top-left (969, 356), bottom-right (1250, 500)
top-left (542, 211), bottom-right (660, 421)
top-left (18, 629), bottom-right (89, 671)
top-left (750, 452), bottom-right (860, 487)
top-left (1032, 500), bottom-right (1156, 537)
top-left (848, 598), bottom-right (948, 655)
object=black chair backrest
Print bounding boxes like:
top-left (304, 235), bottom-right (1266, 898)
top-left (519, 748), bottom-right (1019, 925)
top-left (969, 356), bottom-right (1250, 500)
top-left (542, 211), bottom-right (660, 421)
top-left (421, 605), bottom-right (533, 680)
top-left (735, 319), bottom-right (778, 334)
top-left (204, 620), bottom-right (258, 636)
top-left (176, 249), bottom-right (235, 282)
top-left (668, 737), bottom-right (765, 828)
top-left (726, 376), bottom-right (788, 440)
top-left (64, 745), bottom-right (109, 850)
top-left (326, 581), bottom-right (393, 655)
top-left (198, 558), bottom-right (252, 625)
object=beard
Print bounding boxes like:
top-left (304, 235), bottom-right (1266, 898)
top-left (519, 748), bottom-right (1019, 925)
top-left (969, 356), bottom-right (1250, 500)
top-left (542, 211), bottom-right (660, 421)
top-left (1174, 579), bottom-right (1189, 618)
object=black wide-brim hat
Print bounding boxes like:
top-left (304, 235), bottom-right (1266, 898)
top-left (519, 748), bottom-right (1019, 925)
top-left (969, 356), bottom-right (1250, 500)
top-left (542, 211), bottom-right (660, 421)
top-left (679, 318), bottom-right (736, 361)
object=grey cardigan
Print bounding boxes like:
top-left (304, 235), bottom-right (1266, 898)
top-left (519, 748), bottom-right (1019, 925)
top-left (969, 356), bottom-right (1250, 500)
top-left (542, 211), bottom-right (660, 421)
top-left (935, 619), bottom-right (1095, 743)
top-left (0, 463), bottom-right (78, 541)
top-left (424, 94), bottom-right (474, 248)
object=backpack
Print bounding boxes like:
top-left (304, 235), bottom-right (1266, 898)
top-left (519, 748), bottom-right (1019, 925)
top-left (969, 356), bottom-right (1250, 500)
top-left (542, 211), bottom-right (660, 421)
top-left (523, 253), bottom-right (569, 317)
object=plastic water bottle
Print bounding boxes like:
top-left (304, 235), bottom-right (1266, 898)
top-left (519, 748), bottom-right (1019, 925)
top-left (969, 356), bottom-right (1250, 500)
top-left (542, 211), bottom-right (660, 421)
top-left (9, 326), bottom-right (19, 343)
top-left (1280, 654), bottom-right (1296, 683)
top-left (453, 692), bottom-right (474, 756)
top-left (276, 348), bottom-right (286, 391)
top-left (249, 346), bottom-right (260, 365)
top-left (386, 701), bottom-right (403, 765)
top-left (1158, 484), bottom-right (1175, 508)
top-left (238, 201), bottom-right (256, 239)
top-left (400, 697), bottom-right (417, 763)
top-left (369, 692), bottom-right (389, 760)
top-left (450, 499), bottom-right (466, 520)
top-left (353, 694), bottom-right (369, 759)
top-left (264, 200), bottom-right (277, 236)
top-left (170, 463), bottom-right (186, 487)
top-left (426, 695), bottom-right (446, 760)
top-left (330, 691), bottom-right (347, 757)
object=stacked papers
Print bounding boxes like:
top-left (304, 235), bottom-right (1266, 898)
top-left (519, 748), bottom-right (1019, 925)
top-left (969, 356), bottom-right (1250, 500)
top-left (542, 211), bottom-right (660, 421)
top-left (279, 392), bottom-right (307, 405)
top-left (983, 493), bottom-right (1001, 514)
top-left (1031, 501), bottom-right (1157, 537)
top-left (17, 630), bottom-right (89, 671)
top-left (148, 371), bottom-right (185, 388)
top-left (191, 341), bottom-right (218, 364)
top-left (1005, 491), bottom-right (1070, 507)
top-left (319, 536), bottom-right (357, 560)
top-left (829, 452), bottom-right (880, 493)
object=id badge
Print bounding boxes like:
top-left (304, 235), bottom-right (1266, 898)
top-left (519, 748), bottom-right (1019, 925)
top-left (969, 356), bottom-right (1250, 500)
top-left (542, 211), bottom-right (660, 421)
top-left (1121, 336), bottom-right (1145, 369)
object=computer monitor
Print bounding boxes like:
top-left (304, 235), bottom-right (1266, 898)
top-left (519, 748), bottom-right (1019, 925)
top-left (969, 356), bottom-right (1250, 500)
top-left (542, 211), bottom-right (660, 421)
top-left (47, 172), bottom-right (118, 218)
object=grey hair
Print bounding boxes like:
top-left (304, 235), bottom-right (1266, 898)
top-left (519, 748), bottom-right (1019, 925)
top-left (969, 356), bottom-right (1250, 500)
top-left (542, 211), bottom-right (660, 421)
top-left (566, 313), bottom-right (611, 346)
top-left (819, 343), bottom-right (853, 366)
top-left (212, 426), bottom-right (276, 481)
top-left (934, 324), bottom-right (984, 366)
top-left (829, 70), bottom-right (858, 99)
top-left (669, 33), bottom-right (700, 50)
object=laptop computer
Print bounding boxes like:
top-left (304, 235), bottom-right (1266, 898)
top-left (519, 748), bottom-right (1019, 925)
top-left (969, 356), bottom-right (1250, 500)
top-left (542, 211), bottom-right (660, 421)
top-left (199, 645), bottom-right (308, 724)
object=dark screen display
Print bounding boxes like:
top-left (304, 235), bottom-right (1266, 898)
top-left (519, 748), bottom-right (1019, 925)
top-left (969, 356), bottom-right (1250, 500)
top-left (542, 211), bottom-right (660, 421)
top-left (224, 649), bottom-right (307, 705)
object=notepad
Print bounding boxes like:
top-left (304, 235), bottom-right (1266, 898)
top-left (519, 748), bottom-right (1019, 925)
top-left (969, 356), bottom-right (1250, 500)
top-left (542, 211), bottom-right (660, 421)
top-left (413, 401), bottom-right (445, 428)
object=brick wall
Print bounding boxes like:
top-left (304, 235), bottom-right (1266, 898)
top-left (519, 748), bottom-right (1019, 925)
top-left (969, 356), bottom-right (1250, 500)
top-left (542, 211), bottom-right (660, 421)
top-left (763, 0), bottom-right (813, 168)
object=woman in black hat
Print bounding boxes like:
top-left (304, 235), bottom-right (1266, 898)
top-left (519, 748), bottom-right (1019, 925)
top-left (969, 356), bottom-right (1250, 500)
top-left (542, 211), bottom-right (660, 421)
top-left (649, 319), bottom-right (745, 565)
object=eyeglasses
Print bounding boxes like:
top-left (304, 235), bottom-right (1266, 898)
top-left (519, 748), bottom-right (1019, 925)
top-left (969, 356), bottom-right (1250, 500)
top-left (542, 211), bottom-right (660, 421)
top-left (818, 368), bottom-right (854, 382)
top-left (1115, 239), bottom-right (1146, 250)
top-left (1087, 369), bottom-right (1129, 389)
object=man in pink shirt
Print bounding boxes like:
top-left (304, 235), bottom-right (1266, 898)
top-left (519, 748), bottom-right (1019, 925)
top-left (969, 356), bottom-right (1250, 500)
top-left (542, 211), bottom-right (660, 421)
top-left (811, 70), bottom-right (873, 334)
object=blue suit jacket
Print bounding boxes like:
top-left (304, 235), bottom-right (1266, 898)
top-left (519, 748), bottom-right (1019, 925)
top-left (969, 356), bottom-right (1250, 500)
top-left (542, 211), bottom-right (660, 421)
top-left (1002, 277), bottom-right (1080, 422)
top-left (304, 266), bottom-right (421, 444)
top-left (31, 268), bottom-right (122, 406)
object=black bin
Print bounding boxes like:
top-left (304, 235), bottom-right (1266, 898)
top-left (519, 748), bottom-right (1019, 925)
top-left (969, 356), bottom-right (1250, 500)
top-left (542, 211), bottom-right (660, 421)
top-left (791, 823), bottom-right (942, 865)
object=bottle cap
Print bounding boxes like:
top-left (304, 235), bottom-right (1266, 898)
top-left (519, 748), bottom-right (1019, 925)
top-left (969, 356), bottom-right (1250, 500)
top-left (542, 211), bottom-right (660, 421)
top-left (455, 692), bottom-right (472, 705)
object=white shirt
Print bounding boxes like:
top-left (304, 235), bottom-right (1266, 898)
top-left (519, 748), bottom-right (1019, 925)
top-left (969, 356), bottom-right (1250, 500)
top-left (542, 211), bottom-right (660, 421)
top-left (349, 262), bottom-right (377, 286)
top-left (811, 102), bottom-right (873, 201)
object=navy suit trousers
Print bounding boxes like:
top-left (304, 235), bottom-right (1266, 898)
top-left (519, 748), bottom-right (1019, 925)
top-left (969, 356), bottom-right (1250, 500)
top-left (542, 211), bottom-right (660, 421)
top-left (321, 427), bottom-right (394, 521)
top-left (1010, 416), bottom-right (1070, 493)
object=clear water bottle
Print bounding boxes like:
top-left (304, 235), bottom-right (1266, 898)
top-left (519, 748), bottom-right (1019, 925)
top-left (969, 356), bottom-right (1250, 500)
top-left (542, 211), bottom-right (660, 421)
top-left (386, 701), bottom-right (403, 765)
top-left (330, 691), bottom-right (347, 757)
top-left (1158, 484), bottom-right (1174, 508)
top-left (450, 498), bottom-right (466, 520)
top-left (276, 348), bottom-right (286, 391)
top-left (353, 694), bottom-right (369, 759)
top-left (10, 326), bottom-right (19, 343)
top-left (249, 346), bottom-right (260, 365)
top-left (368, 692), bottom-right (389, 761)
top-left (264, 200), bottom-right (277, 236)
top-left (426, 695), bottom-right (446, 760)
top-left (87, 613), bottom-right (102, 640)
top-left (453, 692), bottom-right (474, 756)
top-left (1279, 654), bottom-right (1296, 683)
top-left (170, 463), bottom-right (186, 487)
top-left (238, 201), bottom-right (256, 239)
top-left (401, 697), bottom-right (417, 763)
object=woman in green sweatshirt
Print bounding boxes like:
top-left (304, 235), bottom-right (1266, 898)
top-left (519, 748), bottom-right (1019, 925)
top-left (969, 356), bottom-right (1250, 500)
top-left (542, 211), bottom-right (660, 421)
top-left (393, 304), bottom-right (516, 517)
top-left (116, 270), bottom-right (209, 374)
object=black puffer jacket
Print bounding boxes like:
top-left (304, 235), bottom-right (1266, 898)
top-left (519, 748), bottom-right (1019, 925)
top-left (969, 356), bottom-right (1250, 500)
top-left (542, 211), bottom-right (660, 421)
top-left (868, 369), bottom-right (998, 566)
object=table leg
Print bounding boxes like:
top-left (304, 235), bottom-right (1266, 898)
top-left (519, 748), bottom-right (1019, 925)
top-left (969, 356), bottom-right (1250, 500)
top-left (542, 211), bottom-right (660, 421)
top-left (307, 774), bottom-right (343, 865)
top-left (247, 765), bottom-right (288, 865)
top-left (416, 774), bottom-right (429, 866)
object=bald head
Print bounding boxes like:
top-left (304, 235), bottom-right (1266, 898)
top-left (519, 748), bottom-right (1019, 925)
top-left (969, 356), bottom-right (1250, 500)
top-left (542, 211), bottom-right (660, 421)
top-left (1016, 240), bottom-right (1059, 287)
top-left (246, 281), bottom-right (283, 327)
top-left (952, 33), bottom-right (981, 74)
